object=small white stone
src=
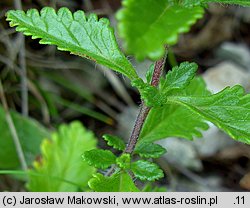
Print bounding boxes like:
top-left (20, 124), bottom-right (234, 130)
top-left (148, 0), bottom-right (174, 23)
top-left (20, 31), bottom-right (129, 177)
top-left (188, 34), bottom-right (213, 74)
top-left (203, 61), bottom-right (250, 93)
top-left (158, 138), bottom-right (203, 171)
top-left (216, 42), bottom-right (250, 71)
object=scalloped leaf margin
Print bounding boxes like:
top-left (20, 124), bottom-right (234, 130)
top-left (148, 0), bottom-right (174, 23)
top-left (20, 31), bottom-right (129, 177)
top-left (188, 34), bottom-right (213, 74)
top-left (117, 0), bottom-right (204, 60)
top-left (6, 7), bottom-right (138, 80)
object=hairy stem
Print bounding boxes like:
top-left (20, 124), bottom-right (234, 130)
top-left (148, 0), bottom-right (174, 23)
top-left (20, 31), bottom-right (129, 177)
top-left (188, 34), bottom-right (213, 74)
top-left (124, 104), bottom-right (150, 153)
top-left (106, 49), bottom-right (168, 177)
top-left (124, 50), bottom-right (168, 154)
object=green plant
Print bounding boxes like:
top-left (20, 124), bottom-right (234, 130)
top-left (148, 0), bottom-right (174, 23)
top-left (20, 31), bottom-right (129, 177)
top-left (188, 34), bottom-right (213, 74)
top-left (5, 0), bottom-right (250, 191)
top-left (0, 105), bottom-right (49, 169)
top-left (27, 121), bottom-right (97, 191)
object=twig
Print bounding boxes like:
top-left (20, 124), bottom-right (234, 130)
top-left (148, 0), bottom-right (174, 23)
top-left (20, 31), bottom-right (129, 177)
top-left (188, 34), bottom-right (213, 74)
top-left (124, 104), bottom-right (150, 153)
top-left (106, 49), bottom-right (168, 176)
top-left (0, 81), bottom-right (28, 171)
top-left (14, 0), bottom-right (28, 117)
top-left (125, 49), bottom-right (168, 154)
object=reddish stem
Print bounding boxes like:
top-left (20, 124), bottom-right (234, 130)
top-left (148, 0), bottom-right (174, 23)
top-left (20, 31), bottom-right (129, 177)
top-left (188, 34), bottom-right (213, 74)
top-left (124, 51), bottom-right (168, 154)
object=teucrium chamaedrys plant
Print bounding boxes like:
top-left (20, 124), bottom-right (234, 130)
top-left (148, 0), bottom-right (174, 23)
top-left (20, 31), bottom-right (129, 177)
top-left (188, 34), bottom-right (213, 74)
top-left (6, 0), bottom-right (250, 191)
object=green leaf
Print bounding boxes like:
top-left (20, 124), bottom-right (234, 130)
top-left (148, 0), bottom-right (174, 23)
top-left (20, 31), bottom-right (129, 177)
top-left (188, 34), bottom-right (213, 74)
top-left (203, 0), bottom-right (250, 6)
top-left (140, 77), bottom-right (210, 142)
top-left (132, 78), bottom-right (161, 107)
top-left (168, 85), bottom-right (250, 144)
top-left (116, 154), bottom-right (131, 169)
top-left (102, 134), bottom-right (126, 151)
top-left (133, 62), bottom-right (198, 107)
top-left (140, 60), bottom-right (250, 144)
top-left (134, 142), bottom-right (166, 158)
top-left (6, 7), bottom-right (138, 80)
top-left (117, 0), bottom-right (204, 60)
top-left (27, 121), bottom-right (96, 191)
top-left (131, 160), bottom-right (164, 181)
top-left (0, 105), bottom-right (49, 169)
top-left (159, 62), bottom-right (198, 93)
top-left (83, 149), bottom-right (116, 169)
top-left (88, 172), bottom-right (139, 192)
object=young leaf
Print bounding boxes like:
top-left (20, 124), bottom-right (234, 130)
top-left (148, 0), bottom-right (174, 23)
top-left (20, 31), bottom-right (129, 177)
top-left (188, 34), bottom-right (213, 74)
top-left (133, 62), bottom-right (198, 107)
top-left (203, 0), bottom-right (250, 6)
top-left (102, 134), bottom-right (126, 151)
top-left (0, 105), bottom-right (49, 169)
top-left (116, 154), bottom-right (131, 169)
top-left (6, 7), bottom-right (138, 80)
top-left (159, 62), bottom-right (198, 93)
top-left (131, 160), bottom-right (164, 181)
top-left (83, 149), bottom-right (116, 169)
top-left (27, 121), bottom-right (96, 191)
top-left (117, 0), bottom-right (204, 60)
top-left (88, 172), bottom-right (139, 192)
top-left (140, 77), bottom-right (210, 142)
top-left (168, 85), bottom-right (250, 144)
top-left (132, 78), bottom-right (161, 107)
top-left (134, 142), bottom-right (167, 158)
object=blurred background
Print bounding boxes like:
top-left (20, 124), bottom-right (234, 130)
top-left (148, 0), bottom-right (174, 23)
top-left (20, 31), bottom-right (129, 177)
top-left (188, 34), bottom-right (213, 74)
top-left (0, 0), bottom-right (250, 191)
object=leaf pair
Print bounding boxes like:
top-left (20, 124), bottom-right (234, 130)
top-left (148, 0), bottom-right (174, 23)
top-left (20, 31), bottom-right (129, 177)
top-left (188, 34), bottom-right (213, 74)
top-left (133, 62), bottom-right (198, 106)
top-left (83, 135), bottom-right (165, 182)
top-left (138, 62), bottom-right (250, 145)
top-left (103, 134), bottom-right (167, 158)
top-left (83, 150), bottom-right (164, 191)
top-left (82, 135), bottom-right (165, 191)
